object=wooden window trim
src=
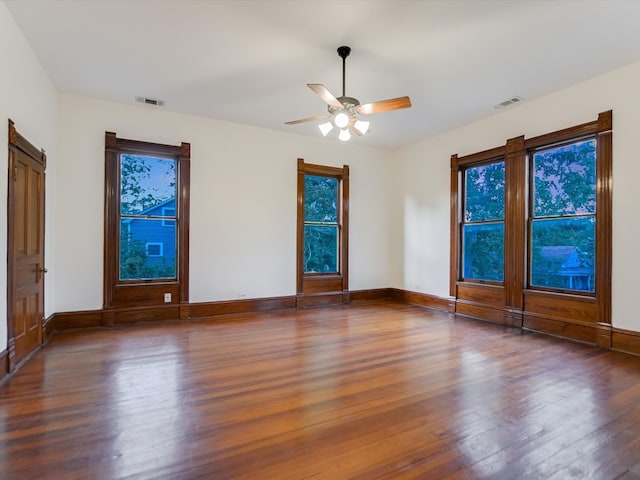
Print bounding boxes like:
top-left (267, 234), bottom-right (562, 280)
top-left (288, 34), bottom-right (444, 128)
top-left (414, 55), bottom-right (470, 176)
top-left (449, 111), bottom-right (612, 336)
top-left (296, 158), bottom-right (349, 301)
top-left (450, 147), bottom-right (506, 296)
top-left (104, 132), bottom-right (190, 310)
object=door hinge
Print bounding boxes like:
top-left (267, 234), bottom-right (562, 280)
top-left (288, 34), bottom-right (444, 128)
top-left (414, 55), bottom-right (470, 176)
top-left (13, 165), bottom-right (17, 181)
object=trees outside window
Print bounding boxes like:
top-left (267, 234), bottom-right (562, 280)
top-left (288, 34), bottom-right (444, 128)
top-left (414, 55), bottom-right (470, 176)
top-left (119, 154), bottom-right (177, 280)
top-left (462, 160), bottom-right (505, 282)
top-left (296, 159), bottom-right (349, 305)
top-left (450, 111), bottom-right (612, 343)
top-left (529, 139), bottom-right (596, 292)
top-left (303, 175), bottom-right (339, 273)
top-left (104, 132), bottom-right (190, 310)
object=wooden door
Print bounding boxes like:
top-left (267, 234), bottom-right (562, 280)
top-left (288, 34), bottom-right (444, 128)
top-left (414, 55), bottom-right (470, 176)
top-left (7, 120), bottom-right (46, 369)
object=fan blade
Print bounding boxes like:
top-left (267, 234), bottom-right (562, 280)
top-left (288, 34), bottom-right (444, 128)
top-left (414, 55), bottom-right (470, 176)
top-left (285, 114), bottom-right (330, 125)
top-left (350, 125), bottom-right (363, 137)
top-left (357, 96), bottom-right (412, 115)
top-left (307, 84), bottom-right (344, 109)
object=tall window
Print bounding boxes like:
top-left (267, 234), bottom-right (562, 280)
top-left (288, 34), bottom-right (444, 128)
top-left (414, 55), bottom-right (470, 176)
top-left (296, 159), bottom-right (349, 305)
top-left (462, 160), bottom-right (505, 282)
top-left (104, 133), bottom-right (190, 310)
top-left (529, 138), bottom-right (596, 292)
top-left (450, 111), bottom-right (612, 344)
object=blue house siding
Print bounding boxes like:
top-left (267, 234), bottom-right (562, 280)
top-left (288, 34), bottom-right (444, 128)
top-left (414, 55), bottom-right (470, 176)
top-left (122, 198), bottom-right (176, 272)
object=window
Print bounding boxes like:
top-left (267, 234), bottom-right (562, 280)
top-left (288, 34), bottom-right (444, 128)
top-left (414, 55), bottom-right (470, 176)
top-left (296, 159), bottom-right (349, 305)
top-left (450, 111), bottom-right (612, 344)
top-left (119, 155), bottom-right (176, 280)
top-left (462, 160), bottom-right (505, 282)
top-left (529, 138), bottom-right (596, 292)
top-left (104, 132), bottom-right (190, 310)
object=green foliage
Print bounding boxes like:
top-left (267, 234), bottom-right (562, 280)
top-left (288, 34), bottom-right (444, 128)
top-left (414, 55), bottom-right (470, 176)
top-left (463, 223), bottom-right (504, 282)
top-left (120, 155), bottom-right (176, 214)
top-left (462, 140), bottom-right (597, 290)
top-left (533, 139), bottom-right (596, 216)
top-left (530, 218), bottom-right (594, 291)
top-left (304, 176), bottom-right (339, 273)
top-left (463, 162), bottom-right (505, 281)
top-left (530, 139), bottom-right (596, 291)
top-left (465, 162), bottom-right (505, 222)
top-left (304, 226), bottom-right (338, 272)
top-left (119, 229), bottom-right (175, 280)
top-left (119, 154), bottom-right (177, 280)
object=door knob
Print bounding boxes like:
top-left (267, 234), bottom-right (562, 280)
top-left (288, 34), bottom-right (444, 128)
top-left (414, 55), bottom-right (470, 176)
top-left (39, 267), bottom-right (48, 273)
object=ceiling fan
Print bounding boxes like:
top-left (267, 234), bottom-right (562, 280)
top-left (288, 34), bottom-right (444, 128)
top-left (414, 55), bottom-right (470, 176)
top-left (285, 46), bottom-right (412, 141)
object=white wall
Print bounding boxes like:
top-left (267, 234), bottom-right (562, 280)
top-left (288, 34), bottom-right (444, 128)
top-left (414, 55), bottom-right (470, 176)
top-left (396, 60), bottom-right (640, 332)
top-left (0, 2), bottom-right (57, 353)
top-left (55, 94), bottom-right (394, 312)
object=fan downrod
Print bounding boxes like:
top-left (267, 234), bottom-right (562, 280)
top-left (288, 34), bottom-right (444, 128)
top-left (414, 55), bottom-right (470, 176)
top-left (337, 46), bottom-right (351, 97)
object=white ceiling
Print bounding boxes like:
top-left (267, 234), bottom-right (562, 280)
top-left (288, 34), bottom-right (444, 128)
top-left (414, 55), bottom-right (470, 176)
top-left (5, 0), bottom-right (640, 150)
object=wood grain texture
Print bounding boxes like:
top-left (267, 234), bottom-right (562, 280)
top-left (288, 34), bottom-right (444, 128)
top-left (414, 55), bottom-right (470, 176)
top-left (3, 301), bottom-right (640, 479)
top-left (523, 314), bottom-right (598, 344)
top-left (504, 135), bottom-right (525, 310)
top-left (523, 290), bottom-right (597, 324)
top-left (612, 328), bottom-right (640, 356)
top-left (449, 156), bottom-right (459, 297)
top-left (0, 349), bottom-right (7, 385)
top-left (7, 121), bottom-right (46, 372)
top-left (457, 283), bottom-right (506, 307)
top-left (392, 288), bottom-right (452, 312)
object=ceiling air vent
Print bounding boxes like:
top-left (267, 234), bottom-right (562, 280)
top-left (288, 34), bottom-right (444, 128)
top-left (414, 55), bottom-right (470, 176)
top-left (494, 96), bottom-right (524, 109)
top-left (135, 96), bottom-right (165, 107)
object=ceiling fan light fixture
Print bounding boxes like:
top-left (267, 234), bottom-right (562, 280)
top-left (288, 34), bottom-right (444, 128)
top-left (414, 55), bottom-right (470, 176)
top-left (338, 128), bottom-right (351, 142)
top-left (318, 121), bottom-right (334, 136)
top-left (334, 112), bottom-right (350, 129)
top-left (353, 120), bottom-right (370, 135)
top-left (285, 46), bottom-right (411, 142)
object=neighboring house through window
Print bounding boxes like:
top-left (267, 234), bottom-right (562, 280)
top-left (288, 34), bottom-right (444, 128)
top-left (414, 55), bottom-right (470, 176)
top-left (450, 111), bottom-right (611, 344)
top-left (104, 132), bottom-right (190, 313)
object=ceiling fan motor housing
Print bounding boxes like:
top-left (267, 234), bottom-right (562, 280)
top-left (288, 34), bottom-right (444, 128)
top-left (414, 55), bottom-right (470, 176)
top-left (329, 96), bottom-right (360, 117)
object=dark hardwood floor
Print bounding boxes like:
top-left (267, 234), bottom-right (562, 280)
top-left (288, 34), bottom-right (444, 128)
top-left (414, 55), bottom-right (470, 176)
top-left (2, 301), bottom-right (640, 479)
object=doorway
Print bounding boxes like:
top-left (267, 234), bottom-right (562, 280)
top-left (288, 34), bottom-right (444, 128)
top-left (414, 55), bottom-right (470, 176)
top-left (7, 120), bottom-right (46, 370)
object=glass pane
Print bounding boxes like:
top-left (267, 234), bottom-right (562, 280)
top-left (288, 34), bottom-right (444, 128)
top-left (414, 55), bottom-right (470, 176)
top-left (120, 219), bottom-right (176, 280)
top-left (531, 217), bottom-right (595, 292)
top-left (462, 223), bottom-right (504, 282)
top-left (304, 225), bottom-right (338, 273)
top-left (464, 161), bottom-right (505, 222)
top-left (304, 175), bottom-right (338, 223)
top-left (533, 139), bottom-right (596, 217)
top-left (120, 154), bottom-right (177, 215)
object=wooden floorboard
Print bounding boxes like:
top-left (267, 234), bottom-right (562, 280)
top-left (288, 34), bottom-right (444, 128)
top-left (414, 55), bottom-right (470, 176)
top-left (1, 301), bottom-right (640, 479)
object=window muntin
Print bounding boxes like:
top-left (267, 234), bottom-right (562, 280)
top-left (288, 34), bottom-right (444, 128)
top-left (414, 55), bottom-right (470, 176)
top-left (529, 138), bottom-right (596, 292)
top-left (303, 175), bottom-right (339, 273)
top-left (461, 160), bottom-right (505, 282)
top-left (118, 154), bottom-right (177, 281)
